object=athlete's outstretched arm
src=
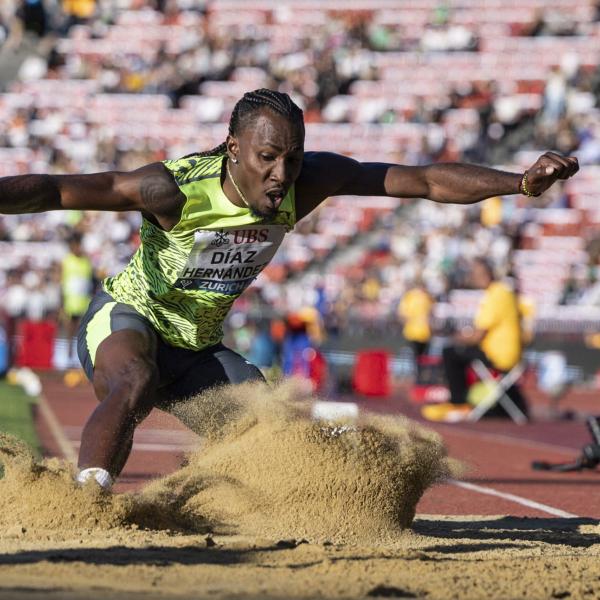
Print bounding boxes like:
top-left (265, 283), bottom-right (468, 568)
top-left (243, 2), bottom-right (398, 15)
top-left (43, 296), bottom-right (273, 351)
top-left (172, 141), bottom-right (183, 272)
top-left (295, 151), bottom-right (579, 219)
top-left (0, 162), bottom-right (182, 215)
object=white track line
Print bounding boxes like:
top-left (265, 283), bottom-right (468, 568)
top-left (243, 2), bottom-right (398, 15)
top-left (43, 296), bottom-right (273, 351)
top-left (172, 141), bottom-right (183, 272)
top-left (37, 393), bottom-right (77, 464)
top-left (436, 423), bottom-right (582, 517)
top-left (450, 480), bottom-right (579, 518)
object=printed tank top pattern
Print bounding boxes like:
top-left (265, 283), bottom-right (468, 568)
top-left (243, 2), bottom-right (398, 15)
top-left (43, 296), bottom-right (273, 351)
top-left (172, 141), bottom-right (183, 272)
top-left (103, 154), bottom-right (296, 350)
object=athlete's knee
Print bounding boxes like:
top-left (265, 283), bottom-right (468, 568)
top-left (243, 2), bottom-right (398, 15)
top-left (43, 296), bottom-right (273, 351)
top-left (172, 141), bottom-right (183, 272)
top-left (119, 357), bottom-right (159, 414)
top-left (97, 356), bottom-right (159, 415)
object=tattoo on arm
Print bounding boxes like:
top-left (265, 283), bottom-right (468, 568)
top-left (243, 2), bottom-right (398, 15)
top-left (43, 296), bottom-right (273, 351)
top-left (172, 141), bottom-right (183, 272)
top-left (139, 173), bottom-right (181, 215)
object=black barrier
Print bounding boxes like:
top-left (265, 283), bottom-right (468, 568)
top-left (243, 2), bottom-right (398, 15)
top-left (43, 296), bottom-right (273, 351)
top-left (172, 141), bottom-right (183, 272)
top-left (532, 416), bottom-right (600, 473)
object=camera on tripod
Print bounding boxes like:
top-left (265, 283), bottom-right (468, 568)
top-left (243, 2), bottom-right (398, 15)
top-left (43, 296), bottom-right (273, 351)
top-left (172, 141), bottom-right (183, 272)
top-left (532, 416), bottom-right (600, 472)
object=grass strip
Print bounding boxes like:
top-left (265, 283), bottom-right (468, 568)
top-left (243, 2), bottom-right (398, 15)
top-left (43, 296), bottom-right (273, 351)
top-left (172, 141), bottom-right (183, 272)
top-left (0, 380), bottom-right (41, 476)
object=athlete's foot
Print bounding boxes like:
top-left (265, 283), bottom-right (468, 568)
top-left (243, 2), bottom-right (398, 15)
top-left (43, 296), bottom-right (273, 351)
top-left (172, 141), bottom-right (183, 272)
top-left (76, 467), bottom-right (114, 491)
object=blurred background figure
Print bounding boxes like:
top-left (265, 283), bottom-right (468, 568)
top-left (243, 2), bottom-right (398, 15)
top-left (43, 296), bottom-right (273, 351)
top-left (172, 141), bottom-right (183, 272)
top-left (282, 312), bottom-right (327, 393)
top-left (423, 258), bottom-right (528, 422)
top-left (1, 269), bottom-right (27, 375)
top-left (537, 350), bottom-right (571, 418)
top-left (61, 230), bottom-right (93, 371)
top-left (282, 313), bottom-right (313, 381)
top-left (247, 319), bottom-right (279, 378)
top-left (10, 0), bottom-right (49, 45)
top-left (60, 0), bottom-right (96, 32)
top-left (398, 276), bottom-right (433, 377)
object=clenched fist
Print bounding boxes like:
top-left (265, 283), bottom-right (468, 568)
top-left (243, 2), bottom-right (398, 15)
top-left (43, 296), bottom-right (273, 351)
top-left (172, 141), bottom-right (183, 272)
top-left (521, 152), bottom-right (579, 197)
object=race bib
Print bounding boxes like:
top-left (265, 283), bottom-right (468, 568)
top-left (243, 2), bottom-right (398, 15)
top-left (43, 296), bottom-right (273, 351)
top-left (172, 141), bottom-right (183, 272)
top-left (174, 225), bottom-right (286, 294)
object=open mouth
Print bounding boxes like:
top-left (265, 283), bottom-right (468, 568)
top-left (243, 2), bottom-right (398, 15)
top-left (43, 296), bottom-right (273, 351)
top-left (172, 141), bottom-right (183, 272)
top-left (266, 190), bottom-right (285, 206)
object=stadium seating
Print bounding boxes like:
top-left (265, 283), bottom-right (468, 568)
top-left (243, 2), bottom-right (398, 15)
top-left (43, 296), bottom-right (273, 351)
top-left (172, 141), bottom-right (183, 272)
top-left (0, 0), bottom-right (599, 341)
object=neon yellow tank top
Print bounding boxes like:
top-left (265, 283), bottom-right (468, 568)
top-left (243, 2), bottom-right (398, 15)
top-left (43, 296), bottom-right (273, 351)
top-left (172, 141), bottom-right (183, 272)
top-left (103, 154), bottom-right (296, 350)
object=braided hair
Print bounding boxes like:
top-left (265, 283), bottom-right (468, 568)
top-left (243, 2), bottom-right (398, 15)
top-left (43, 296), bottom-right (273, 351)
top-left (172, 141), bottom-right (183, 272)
top-left (194, 89), bottom-right (304, 158)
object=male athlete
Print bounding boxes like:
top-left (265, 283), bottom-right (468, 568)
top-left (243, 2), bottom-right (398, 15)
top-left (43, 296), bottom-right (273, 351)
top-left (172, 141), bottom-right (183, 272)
top-left (0, 89), bottom-right (579, 489)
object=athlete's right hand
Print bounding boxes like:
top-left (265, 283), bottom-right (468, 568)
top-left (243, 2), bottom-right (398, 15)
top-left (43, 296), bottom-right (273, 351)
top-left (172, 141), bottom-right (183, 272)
top-left (521, 152), bottom-right (579, 197)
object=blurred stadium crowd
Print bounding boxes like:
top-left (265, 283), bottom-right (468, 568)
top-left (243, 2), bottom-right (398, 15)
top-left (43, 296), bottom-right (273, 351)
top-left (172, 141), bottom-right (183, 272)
top-left (0, 0), bottom-right (600, 376)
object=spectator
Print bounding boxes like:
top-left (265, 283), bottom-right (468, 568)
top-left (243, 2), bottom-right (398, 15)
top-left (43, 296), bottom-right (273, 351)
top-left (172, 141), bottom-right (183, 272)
top-left (247, 320), bottom-right (278, 371)
top-left (60, 0), bottom-right (96, 31)
top-left (422, 258), bottom-right (528, 422)
top-left (1, 269), bottom-right (27, 372)
top-left (15, 0), bottom-right (48, 39)
top-left (282, 313), bottom-right (314, 380)
top-left (398, 277), bottom-right (433, 372)
top-left (559, 264), bottom-right (585, 306)
top-left (61, 230), bottom-right (93, 365)
top-left (542, 66), bottom-right (567, 127)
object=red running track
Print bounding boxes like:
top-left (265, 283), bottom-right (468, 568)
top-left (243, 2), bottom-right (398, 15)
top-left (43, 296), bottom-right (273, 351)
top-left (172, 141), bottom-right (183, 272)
top-left (35, 373), bottom-right (600, 518)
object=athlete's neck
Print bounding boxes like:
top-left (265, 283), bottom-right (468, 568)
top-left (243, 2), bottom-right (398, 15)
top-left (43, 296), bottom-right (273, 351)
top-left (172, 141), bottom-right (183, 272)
top-left (223, 159), bottom-right (250, 210)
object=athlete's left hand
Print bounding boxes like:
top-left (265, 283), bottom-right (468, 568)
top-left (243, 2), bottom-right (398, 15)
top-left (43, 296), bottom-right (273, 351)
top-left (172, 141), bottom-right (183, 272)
top-left (522, 152), bottom-right (579, 196)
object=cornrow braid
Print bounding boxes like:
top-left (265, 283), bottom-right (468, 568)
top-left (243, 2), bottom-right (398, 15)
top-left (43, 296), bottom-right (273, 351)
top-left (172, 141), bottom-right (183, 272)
top-left (187, 89), bottom-right (304, 159)
top-left (229, 88), bottom-right (304, 137)
top-left (193, 142), bottom-right (227, 158)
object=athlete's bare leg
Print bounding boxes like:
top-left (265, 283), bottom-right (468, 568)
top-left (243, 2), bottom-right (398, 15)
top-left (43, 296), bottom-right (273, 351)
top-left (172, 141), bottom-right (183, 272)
top-left (77, 329), bottom-right (159, 478)
top-left (108, 432), bottom-right (135, 479)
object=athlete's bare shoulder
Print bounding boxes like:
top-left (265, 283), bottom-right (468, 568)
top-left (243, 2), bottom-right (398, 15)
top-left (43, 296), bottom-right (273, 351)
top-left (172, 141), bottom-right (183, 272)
top-left (295, 151), bottom-right (362, 220)
top-left (135, 162), bottom-right (185, 225)
top-left (297, 151), bottom-right (356, 186)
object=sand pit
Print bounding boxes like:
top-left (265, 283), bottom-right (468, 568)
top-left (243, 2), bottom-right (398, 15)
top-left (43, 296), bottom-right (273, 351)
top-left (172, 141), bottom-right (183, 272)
top-left (146, 382), bottom-right (457, 542)
top-left (1, 516), bottom-right (599, 599)
top-left (0, 382), bottom-right (454, 541)
top-left (1, 382), bottom-right (599, 599)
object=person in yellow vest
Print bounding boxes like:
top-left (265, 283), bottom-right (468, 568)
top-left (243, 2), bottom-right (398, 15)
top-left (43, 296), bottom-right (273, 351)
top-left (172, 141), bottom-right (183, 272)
top-left (62, 0), bottom-right (96, 19)
top-left (398, 278), bottom-right (433, 373)
top-left (0, 88), bottom-right (577, 489)
top-left (423, 257), bottom-right (528, 422)
top-left (61, 0), bottom-right (96, 32)
top-left (480, 195), bottom-right (503, 228)
top-left (297, 305), bottom-right (325, 345)
top-left (61, 231), bottom-right (93, 367)
top-left (518, 293), bottom-right (536, 347)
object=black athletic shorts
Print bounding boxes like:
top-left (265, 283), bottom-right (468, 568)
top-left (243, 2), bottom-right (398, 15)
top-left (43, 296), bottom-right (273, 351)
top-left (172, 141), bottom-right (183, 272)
top-left (77, 290), bottom-right (264, 403)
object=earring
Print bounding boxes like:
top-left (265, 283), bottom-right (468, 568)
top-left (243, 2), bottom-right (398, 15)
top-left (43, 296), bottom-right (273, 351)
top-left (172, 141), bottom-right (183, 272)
top-left (232, 157), bottom-right (238, 164)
